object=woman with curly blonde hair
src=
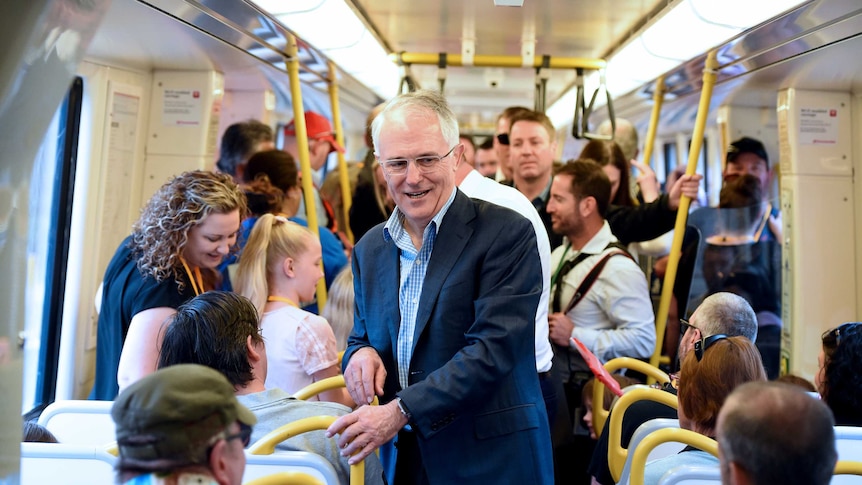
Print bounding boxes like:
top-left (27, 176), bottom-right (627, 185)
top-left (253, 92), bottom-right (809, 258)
top-left (90, 170), bottom-right (247, 400)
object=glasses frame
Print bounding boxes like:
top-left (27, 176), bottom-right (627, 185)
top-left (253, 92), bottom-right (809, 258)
top-left (679, 318), bottom-right (699, 335)
top-left (380, 144), bottom-right (459, 175)
top-left (694, 333), bottom-right (728, 361)
top-left (223, 421), bottom-right (253, 448)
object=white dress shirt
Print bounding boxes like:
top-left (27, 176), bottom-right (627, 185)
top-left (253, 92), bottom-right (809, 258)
top-left (550, 221), bottom-right (655, 376)
top-left (459, 169), bottom-right (553, 373)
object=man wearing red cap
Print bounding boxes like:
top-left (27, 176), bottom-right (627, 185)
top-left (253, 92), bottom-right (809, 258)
top-left (283, 111), bottom-right (345, 229)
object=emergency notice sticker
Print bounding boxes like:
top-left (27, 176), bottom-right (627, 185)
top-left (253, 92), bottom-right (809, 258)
top-left (799, 107), bottom-right (838, 145)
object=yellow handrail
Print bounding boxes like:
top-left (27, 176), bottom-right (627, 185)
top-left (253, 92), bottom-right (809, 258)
top-left (243, 471), bottom-right (324, 485)
top-left (327, 60), bottom-right (353, 245)
top-left (392, 52), bottom-right (606, 70)
top-left (592, 358), bottom-right (670, 435)
top-left (248, 416), bottom-right (364, 485)
top-left (649, 50), bottom-right (718, 377)
top-left (286, 32), bottom-right (327, 308)
top-left (835, 460), bottom-right (862, 476)
top-left (629, 428), bottom-right (718, 485)
top-left (291, 376), bottom-right (346, 401)
top-left (608, 387), bottom-right (679, 482)
top-left (291, 374), bottom-right (378, 407)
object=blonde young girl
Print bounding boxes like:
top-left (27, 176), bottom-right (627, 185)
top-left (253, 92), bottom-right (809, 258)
top-left (235, 213), bottom-right (353, 406)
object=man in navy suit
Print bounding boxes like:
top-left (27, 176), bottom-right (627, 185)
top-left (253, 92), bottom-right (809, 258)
top-left (327, 90), bottom-right (553, 484)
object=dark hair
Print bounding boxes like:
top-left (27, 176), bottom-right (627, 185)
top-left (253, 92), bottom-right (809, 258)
top-left (244, 176), bottom-right (285, 217)
top-left (821, 323), bottom-right (862, 426)
top-left (727, 137), bottom-right (769, 169)
top-left (22, 421), bottom-right (58, 443)
top-left (776, 374), bottom-right (816, 393)
top-left (478, 137), bottom-right (494, 150)
top-left (718, 382), bottom-right (836, 485)
top-left (579, 140), bottom-right (634, 206)
top-left (216, 120), bottom-right (274, 176)
top-left (554, 159), bottom-right (612, 217)
top-left (459, 134), bottom-right (476, 151)
top-left (243, 149), bottom-right (298, 193)
top-left (158, 291), bottom-right (263, 387)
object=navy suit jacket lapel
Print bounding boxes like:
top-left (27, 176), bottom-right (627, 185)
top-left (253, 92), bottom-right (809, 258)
top-left (370, 236), bottom-right (402, 355)
top-left (412, 191), bottom-right (475, 349)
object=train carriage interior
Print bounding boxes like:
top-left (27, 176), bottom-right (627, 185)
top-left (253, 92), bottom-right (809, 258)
top-left (2, 0), bottom-right (862, 481)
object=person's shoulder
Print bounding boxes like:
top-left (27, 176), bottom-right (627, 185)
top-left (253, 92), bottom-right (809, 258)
top-left (282, 399), bottom-right (352, 417)
top-left (353, 222), bottom-right (387, 251)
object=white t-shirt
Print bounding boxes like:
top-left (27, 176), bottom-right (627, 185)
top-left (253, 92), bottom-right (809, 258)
top-left (261, 305), bottom-right (339, 397)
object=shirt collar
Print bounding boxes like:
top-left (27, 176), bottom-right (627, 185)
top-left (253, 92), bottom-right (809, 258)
top-left (579, 220), bottom-right (616, 254)
top-left (384, 186), bottom-right (458, 243)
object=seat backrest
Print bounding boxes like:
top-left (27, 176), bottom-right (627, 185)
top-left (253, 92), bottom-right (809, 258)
top-left (835, 426), bottom-right (862, 462)
top-left (657, 464), bottom-right (721, 485)
top-left (593, 358), bottom-right (670, 434)
top-left (609, 386), bottom-right (679, 482)
top-left (37, 399), bottom-right (115, 445)
top-left (244, 451), bottom-right (340, 485)
top-left (629, 428), bottom-right (718, 485)
top-left (616, 418), bottom-right (682, 485)
top-left (20, 442), bottom-right (116, 485)
top-left (248, 415), bottom-right (366, 485)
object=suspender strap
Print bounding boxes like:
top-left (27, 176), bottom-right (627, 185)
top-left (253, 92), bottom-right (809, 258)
top-left (562, 250), bottom-right (632, 314)
top-left (551, 241), bottom-right (633, 313)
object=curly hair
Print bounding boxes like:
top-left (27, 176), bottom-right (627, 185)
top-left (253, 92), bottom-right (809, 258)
top-left (821, 322), bottom-right (862, 426)
top-left (130, 171), bottom-right (247, 289)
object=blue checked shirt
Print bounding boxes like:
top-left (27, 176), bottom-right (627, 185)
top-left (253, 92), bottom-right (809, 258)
top-left (383, 188), bottom-right (457, 390)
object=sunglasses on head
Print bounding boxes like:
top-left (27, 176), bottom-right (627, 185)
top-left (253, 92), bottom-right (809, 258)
top-left (496, 133), bottom-right (509, 146)
top-left (694, 334), bottom-right (728, 361)
top-left (822, 322), bottom-right (862, 351)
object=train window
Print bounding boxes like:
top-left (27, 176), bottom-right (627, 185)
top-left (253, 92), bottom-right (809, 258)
top-left (662, 142), bottom-right (677, 190)
top-left (686, 137), bottom-right (710, 189)
top-left (22, 77), bottom-right (83, 412)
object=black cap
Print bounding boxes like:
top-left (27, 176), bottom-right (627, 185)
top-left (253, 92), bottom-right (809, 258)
top-left (727, 137), bottom-right (768, 168)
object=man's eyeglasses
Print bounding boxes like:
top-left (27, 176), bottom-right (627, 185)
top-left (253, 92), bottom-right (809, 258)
top-left (679, 318), bottom-right (699, 334)
top-left (822, 322), bottom-right (862, 351)
top-left (380, 145), bottom-right (458, 175)
top-left (496, 133), bottom-right (509, 146)
top-left (224, 422), bottom-right (253, 448)
top-left (694, 334), bottom-right (728, 361)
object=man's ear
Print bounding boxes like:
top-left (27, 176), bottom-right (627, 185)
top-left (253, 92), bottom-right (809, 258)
top-left (247, 335), bottom-right (261, 364)
top-left (452, 144), bottom-right (465, 171)
top-left (579, 196), bottom-right (596, 217)
top-left (208, 438), bottom-right (231, 484)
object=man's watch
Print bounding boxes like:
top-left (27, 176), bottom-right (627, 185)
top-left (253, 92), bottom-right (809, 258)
top-left (394, 397), bottom-right (412, 421)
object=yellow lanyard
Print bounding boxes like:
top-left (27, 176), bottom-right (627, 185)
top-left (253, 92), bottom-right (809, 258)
top-left (180, 258), bottom-right (204, 296)
top-left (267, 295), bottom-right (299, 308)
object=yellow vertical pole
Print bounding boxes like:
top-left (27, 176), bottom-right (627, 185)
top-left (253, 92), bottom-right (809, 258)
top-left (649, 51), bottom-right (718, 373)
top-left (328, 60), bottom-right (354, 244)
top-left (640, 76), bottom-right (665, 173)
top-left (286, 33), bottom-right (327, 308)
